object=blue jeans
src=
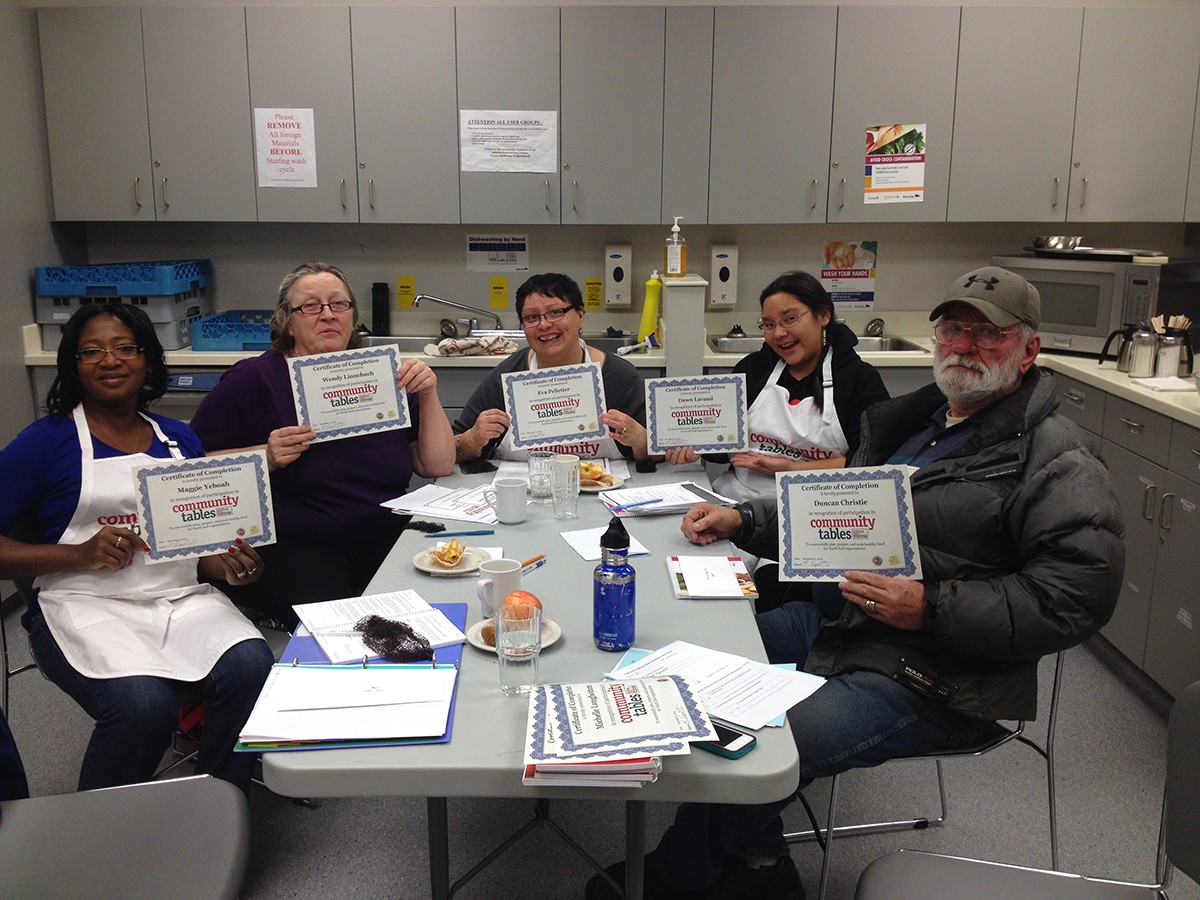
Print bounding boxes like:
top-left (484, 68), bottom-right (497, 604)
top-left (657, 602), bottom-right (993, 890)
top-left (28, 613), bottom-right (273, 793)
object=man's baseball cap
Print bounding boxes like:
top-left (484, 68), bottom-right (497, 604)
top-left (929, 266), bottom-right (1041, 330)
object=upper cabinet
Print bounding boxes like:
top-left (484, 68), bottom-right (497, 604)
top-left (661, 7), bottom-right (713, 225)
top-left (560, 7), bottom-right (665, 225)
top-left (948, 8), bottom-right (1082, 223)
top-left (246, 7), bottom-right (359, 223)
top-left (828, 6), bottom-right (961, 224)
top-left (1069, 8), bottom-right (1200, 222)
top-left (708, 6), bottom-right (836, 224)
top-left (457, 6), bottom-right (560, 225)
top-left (351, 8), bottom-right (460, 224)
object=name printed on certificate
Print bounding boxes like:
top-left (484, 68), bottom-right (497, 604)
top-left (133, 451), bottom-right (275, 564)
top-left (644, 374), bottom-right (749, 455)
top-left (501, 363), bottom-right (607, 450)
top-left (289, 346), bottom-right (409, 443)
top-left (777, 465), bottom-right (921, 581)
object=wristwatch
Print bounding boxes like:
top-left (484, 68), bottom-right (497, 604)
top-left (733, 501), bottom-right (756, 544)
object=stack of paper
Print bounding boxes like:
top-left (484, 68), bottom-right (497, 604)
top-left (667, 556), bottom-right (759, 600)
top-left (598, 481), bottom-right (730, 517)
top-left (522, 676), bottom-right (715, 787)
top-left (381, 483), bottom-right (498, 525)
top-left (294, 590), bottom-right (466, 664)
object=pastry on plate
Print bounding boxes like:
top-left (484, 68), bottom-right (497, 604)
top-left (428, 538), bottom-right (464, 568)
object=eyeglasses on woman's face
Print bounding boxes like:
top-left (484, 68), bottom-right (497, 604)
top-left (290, 299), bottom-right (353, 316)
top-left (933, 320), bottom-right (1012, 350)
top-left (76, 344), bottom-right (142, 364)
top-left (520, 306), bottom-right (576, 327)
top-left (756, 310), bottom-right (809, 333)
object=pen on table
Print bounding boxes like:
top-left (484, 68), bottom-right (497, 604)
top-left (521, 558), bottom-right (547, 576)
top-left (520, 554), bottom-right (545, 568)
top-left (422, 529), bottom-right (496, 538)
top-left (609, 498), bottom-right (663, 513)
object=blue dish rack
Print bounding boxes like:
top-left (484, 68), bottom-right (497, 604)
top-left (191, 310), bottom-right (273, 352)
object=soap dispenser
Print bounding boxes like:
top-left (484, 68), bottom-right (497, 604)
top-left (664, 216), bottom-right (687, 278)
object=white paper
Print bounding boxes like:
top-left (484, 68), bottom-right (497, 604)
top-left (288, 346), bottom-right (409, 442)
top-left (1132, 375), bottom-right (1197, 392)
top-left (460, 110), bottom-right (557, 173)
top-left (381, 483), bottom-right (499, 525)
top-left (254, 108), bottom-right (317, 188)
top-left (559, 526), bottom-right (650, 561)
top-left (608, 640), bottom-right (825, 731)
top-left (293, 590), bottom-right (467, 664)
top-left (502, 363), bottom-right (608, 450)
top-left (678, 556), bottom-right (743, 598)
top-left (644, 374), bottom-right (750, 454)
top-left (272, 665), bottom-right (446, 711)
top-left (598, 481), bottom-right (731, 517)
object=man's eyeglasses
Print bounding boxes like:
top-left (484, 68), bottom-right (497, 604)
top-left (933, 320), bottom-right (1012, 350)
top-left (520, 306), bottom-right (576, 327)
top-left (291, 300), bottom-right (353, 316)
top-left (756, 311), bottom-right (807, 333)
top-left (76, 344), bottom-right (142, 364)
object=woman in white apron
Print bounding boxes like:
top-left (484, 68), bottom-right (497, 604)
top-left (0, 306), bottom-right (273, 791)
top-left (452, 273), bottom-right (651, 465)
top-left (666, 271), bottom-right (890, 609)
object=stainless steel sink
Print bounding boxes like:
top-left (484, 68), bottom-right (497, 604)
top-left (358, 332), bottom-right (638, 354)
top-left (708, 334), bottom-right (928, 354)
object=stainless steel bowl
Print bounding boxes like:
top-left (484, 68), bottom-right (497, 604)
top-left (1031, 235), bottom-right (1084, 250)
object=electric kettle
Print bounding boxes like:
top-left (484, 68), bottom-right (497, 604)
top-left (1098, 323), bottom-right (1139, 372)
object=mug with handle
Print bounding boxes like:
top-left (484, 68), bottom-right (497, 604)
top-left (476, 557), bottom-right (522, 618)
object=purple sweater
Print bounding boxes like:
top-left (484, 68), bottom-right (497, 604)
top-left (189, 353), bottom-right (419, 548)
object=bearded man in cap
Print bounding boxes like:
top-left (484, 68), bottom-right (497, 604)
top-left (586, 267), bottom-right (1125, 900)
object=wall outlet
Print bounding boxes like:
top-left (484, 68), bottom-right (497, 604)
top-left (710, 244), bottom-right (738, 307)
top-left (604, 244), bottom-right (633, 308)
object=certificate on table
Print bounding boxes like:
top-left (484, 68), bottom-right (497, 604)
top-left (501, 362), bottom-right (607, 450)
top-left (777, 465), bottom-right (921, 581)
top-left (289, 346), bottom-right (409, 443)
top-left (133, 451), bottom-right (275, 563)
top-left (644, 373), bottom-right (749, 454)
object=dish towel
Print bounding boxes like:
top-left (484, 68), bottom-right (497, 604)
top-left (424, 336), bottom-right (519, 357)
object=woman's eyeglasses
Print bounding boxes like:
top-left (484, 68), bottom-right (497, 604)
top-left (520, 306), bottom-right (576, 327)
top-left (76, 344), bottom-right (142, 364)
top-left (756, 311), bottom-right (807, 333)
top-left (933, 321), bottom-right (1012, 350)
top-left (291, 300), bottom-right (353, 316)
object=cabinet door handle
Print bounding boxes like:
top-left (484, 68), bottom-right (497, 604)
top-left (133, 177), bottom-right (142, 209)
top-left (1063, 389), bottom-right (1084, 403)
top-left (1141, 483), bottom-right (1158, 521)
top-left (1079, 176), bottom-right (1087, 208)
top-left (838, 178), bottom-right (846, 210)
top-left (544, 180), bottom-right (550, 212)
top-left (1190, 448), bottom-right (1200, 459)
top-left (340, 178), bottom-right (347, 210)
top-left (1119, 417), bottom-right (1144, 433)
top-left (811, 179), bottom-right (818, 211)
top-left (1159, 492), bottom-right (1175, 530)
top-left (1051, 177), bottom-right (1059, 208)
top-left (368, 179), bottom-right (375, 210)
top-left (572, 179), bottom-right (578, 212)
top-left (160, 177), bottom-right (169, 210)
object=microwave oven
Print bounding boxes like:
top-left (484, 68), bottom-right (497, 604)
top-left (991, 254), bottom-right (1200, 356)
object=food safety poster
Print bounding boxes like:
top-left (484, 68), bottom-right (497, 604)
top-left (864, 123), bottom-right (926, 204)
top-left (466, 234), bottom-right (530, 272)
top-left (820, 241), bottom-right (878, 309)
top-left (254, 108), bottom-right (317, 188)
top-left (460, 110), bottom-right (558, 173)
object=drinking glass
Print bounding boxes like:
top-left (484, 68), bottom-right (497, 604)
top-left (549, 453), bottom-right (580, 521)
top-left (527, 450), bottom-right (554, 505)
top-left (497, 604), bottom-right (541, 696)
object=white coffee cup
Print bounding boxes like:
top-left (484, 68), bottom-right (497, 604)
top-left (484, 477), bottom-right (528, 525)
top-left (476, 557), bottom-right (523, 618)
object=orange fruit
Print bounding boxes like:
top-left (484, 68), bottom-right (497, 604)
top-left (503, 589), bottom-right (543, 611)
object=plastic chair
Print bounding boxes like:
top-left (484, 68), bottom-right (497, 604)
top-left (785, 651), bottom-right (1065, 900)
top-left (853, 678), bottom-right (1200, 900)
top-left (1, 580), bottom-right (42, 713)
top-left (0, 773), bottom-right (250, 899)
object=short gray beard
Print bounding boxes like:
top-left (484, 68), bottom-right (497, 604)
top-left (933, 347), bottom-right (1024, 413)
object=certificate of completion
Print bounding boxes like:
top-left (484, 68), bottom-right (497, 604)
top-left (289, 346), bottom-right (409, 443)
top-left (777, 465), bottom-right (921, 581)
top-left (501, 363), bottom-right (607, 450)
top-left (644, 374), bottom-right (749, 454)
top-left (133, 452), bottom-right (276, 563)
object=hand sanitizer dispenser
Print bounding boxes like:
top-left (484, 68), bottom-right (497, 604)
top-left (709, 245), bottom-right (738, 308)
top-left (604, 244), bottom-right (632, 308)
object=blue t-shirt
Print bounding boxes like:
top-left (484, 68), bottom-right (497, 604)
top-left (0, 413), bottom-right (203, 544)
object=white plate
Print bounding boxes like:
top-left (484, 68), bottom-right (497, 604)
top-left (466, 617), bottom-right (562, 653)
top-left (412, 546), bottom-right (489, 576)
top-left (580, 475), bottom-right (625, 493)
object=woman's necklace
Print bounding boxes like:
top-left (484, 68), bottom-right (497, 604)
top-left (89, 414), bottom-right (149, 454)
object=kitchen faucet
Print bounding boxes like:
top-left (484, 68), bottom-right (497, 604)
top-left (413, 294), bottom-right (502, 332)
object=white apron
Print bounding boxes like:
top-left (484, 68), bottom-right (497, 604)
top-left (495, 339), bottom-right (625, 460)
top-left (712, 352), bottom-right (848, 504)
top-left (34, 406), bottom-right (263, 681)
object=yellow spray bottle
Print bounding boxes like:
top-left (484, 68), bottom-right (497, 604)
top-left (639, 270), bottom-right (663, 343)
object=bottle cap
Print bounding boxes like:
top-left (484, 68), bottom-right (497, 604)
top-left (600, 515), bottom-right (630, 551)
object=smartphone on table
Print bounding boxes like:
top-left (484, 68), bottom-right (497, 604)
top-left (695, 722), bottom-right (757, 759)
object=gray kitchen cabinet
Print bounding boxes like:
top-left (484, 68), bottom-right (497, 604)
top-left (560, 7), bottom-right (664, 225)
top-left (246, 7), bottom-right (359, 223)
top-left (142, 8), bottom-right (257, 222)
top-left (876, 367), bottom-right (932, 398)
top-left (1068, 7), bottom-right (1200, 223)
top-left (38, 7), bottom-right (155, 222)
top-left (662, 7), bottom-right (713, 225)
top-left (827, 6), bottom-right (960, 224)
top-left (351, 7), bottom-right (459, 224)
top-left (947, 8), bottom-right (1082, 223)
top-left (457, 6), bottom-right (560, 225)
top-left (1049, 371), bottom-right (1104, 454)
top-left (708, 6), bottom-right (836, 224)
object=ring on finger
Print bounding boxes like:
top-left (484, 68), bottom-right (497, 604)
top-left (247, 567), bottom-right (257, 576)
top-left (236, 570), bottom-right (246, 579)
top-left (866, 598), bottom-right (877, 614)
top-left (115, 536), bottom-right (123, 548)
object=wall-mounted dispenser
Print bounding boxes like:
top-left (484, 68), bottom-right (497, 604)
top-left (709, 244), bottom-right (738, 308)
top-left (604, 244), bottom-right (633, 308)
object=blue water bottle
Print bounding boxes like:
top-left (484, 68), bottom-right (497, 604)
top-left (593, 515), bottom-right (635, 651)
